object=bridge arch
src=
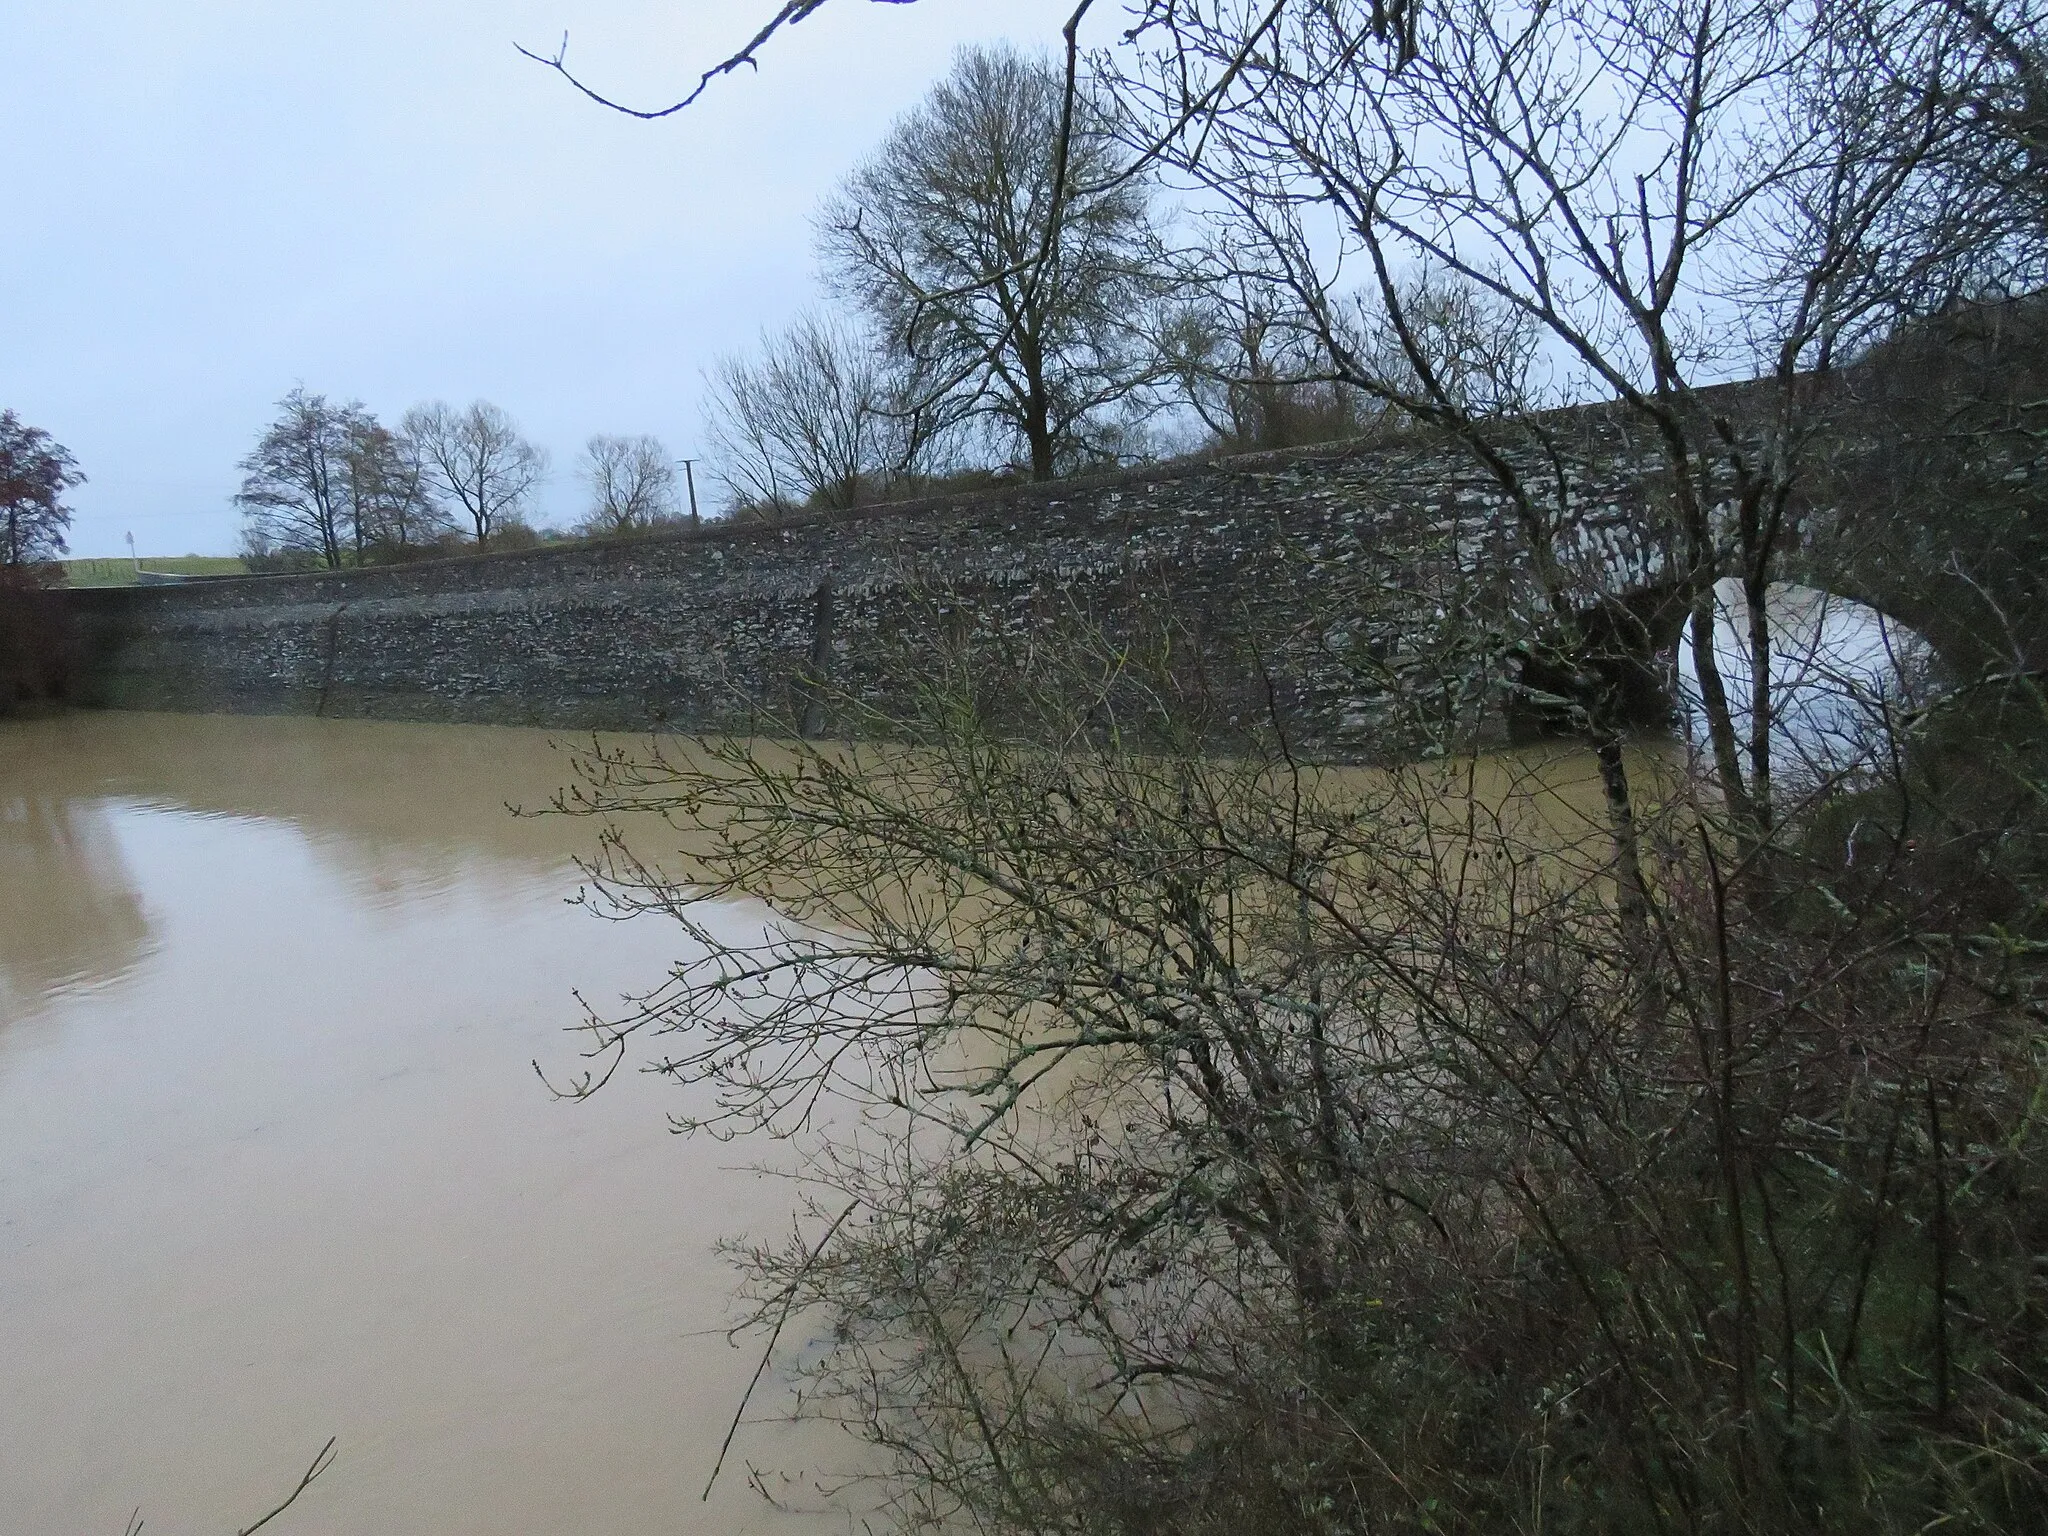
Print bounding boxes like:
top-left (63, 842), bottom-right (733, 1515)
top-left (1674, 577), bottom-right (1934, 782)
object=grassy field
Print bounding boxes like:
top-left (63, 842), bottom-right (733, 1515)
top-left (62, 556), bottom-right (247, 587)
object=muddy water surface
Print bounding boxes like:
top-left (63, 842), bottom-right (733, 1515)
top-left (0, 713), bottom-right (854, 1535)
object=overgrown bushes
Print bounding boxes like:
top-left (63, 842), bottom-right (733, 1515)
top-left (557, 617), bottom-right (2048, 1534)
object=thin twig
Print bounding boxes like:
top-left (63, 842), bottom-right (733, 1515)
top-left (236, 1439), bottom-right (336, 1536)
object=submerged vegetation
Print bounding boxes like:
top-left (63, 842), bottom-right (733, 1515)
top-left (560, 615), bottom-right (2048, 1535)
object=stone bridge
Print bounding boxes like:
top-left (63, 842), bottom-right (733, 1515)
top-left (52, 404), bottom-right (1822, 759)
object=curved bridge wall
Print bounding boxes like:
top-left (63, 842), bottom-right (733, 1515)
top-left (62, 419), bottom-right (1660, 759)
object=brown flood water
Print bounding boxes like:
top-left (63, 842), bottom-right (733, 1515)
top-left (0, 712), bottom-right (858, 1536)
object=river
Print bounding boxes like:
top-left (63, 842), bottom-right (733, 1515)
top-left (0, 712), bottom-right (855, 1535)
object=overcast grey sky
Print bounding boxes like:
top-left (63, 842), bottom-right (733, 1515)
top-left (2, 0), bottom-right (1079, 557)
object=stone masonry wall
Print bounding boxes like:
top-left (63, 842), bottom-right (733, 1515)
top-left (63, 412), bottom-right (1665, 760)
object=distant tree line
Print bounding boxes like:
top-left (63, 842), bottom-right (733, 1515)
top-left (234, 393), bottom-right (693, 571)
top-left (694, 0), bottom-right (2048, 529)
top-left (253, 0), bottom-right (2048, 548)
top-left (701, 41), bottom-right (1423, 520)
top-left (696, 39), bottom-right (1644, 522)
top-left (234, 41), bottom-right (1556, 555)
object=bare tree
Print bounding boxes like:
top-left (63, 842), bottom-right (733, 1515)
top-left (1928, 0), bottom-right (2048, 276)
top-left (819, 44), bottom-right (1167, 480)
top-left (342, 420), bottom-right (448, 561)
top-left (520, 11), bottom-right (2048, 1531)
top-left (0, 411), bottom-right (84, 574)
top-left (234, 389), bottom-right (370, 571)
top-left (1101, 0), bottom-right (2037, 872)
top-left (554, 613), bottom-right (2048, 1536)
top-left (704, 311), bottom-right (932, 516)
top-left (400, 400), bottom-right (548, 550)
top-left (1350, 271), bottom-right (1543, 421)
top-left (1158, 285), bottom-right (1372, 453)
top-left (579, 434), bottom-right (678, 536)
top-left (1161, 266), bottom-right (1538, 453)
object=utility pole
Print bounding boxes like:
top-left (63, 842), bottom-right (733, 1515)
top-left (676, 459), bottom-right (700, 529)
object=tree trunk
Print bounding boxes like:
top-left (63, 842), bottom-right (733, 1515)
top-left (1021, 329), bottom-right (1057, 480)
top-left (1594, 731), bottom-right (1652, 957)
top-left (1743, 566), bottom-right (1775, 833)
top-left (1027, 424), bottom-right (1056, 481)
top-left (1690, 597), bottom-right (1759, 834)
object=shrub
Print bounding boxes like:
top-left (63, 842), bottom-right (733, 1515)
top-left (559, 623), bottom-right (2048, 1536)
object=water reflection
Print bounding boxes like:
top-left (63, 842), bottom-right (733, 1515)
top-left (3, 709), bottom-right (608, 863)
top-left (0, 790), bottom-right (152, 1016)
top-left (0, 711), bottom-right (849, 1536)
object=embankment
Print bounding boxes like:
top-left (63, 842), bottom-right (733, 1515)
top-left (63, 419), bottom-right (1661, 757)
